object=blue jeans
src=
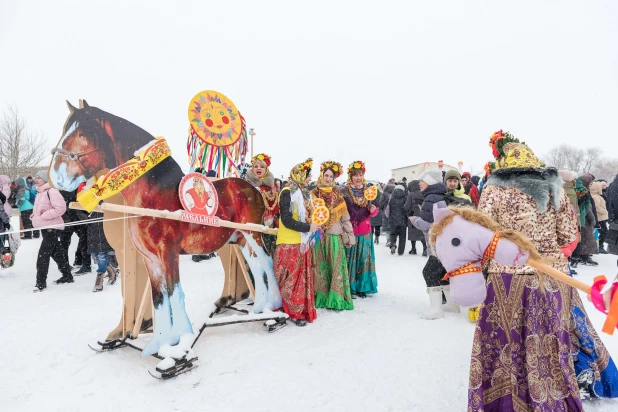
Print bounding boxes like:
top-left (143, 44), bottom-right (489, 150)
top-left (91, 252), bottom-right (109, 273)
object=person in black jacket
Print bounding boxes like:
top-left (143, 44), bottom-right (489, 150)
top-left (404, 180), bottom-right (426, 256)
top-left (387, 185), bottom-right (408, 255)
top-left (59, 189), bottom-right (91, 274)
top-left (410, 169), bottom-right (459, 320)
top-left (369, 184), bottom-right (383, 244)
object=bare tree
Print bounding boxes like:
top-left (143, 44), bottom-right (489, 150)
top-left (0, 104), bottom-right (48, 178)
top-left (581, 147), bottom-right (603, 174)
top-left (544, 144), bottom-right (618, 181)
top-left (545, 144), bottom-right (574, 171)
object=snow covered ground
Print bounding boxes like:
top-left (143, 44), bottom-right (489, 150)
top-left (2, 215), bottom-right (618, 411)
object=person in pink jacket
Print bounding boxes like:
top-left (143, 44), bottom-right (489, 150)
top-left (31, 170), bottom-right (72, 291)
top-left (0, 175), bottom-right (12, 217)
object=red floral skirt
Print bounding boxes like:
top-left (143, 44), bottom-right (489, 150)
top-left (273, 244), bottom-right (316, 322)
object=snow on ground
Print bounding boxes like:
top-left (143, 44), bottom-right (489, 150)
top-left (2, 215), bottom-right (618, 411)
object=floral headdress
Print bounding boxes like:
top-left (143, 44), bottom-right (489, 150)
top-left (289, 158), bottom-right (313, 188)
top-left (251, 153), bottom-right (271, 167)
top-left (347, 160), bottom-right (366, 182)
top-left (320, 160), bottom-right (343, 179)
top-left (488, 130), bottom-right (543, 171)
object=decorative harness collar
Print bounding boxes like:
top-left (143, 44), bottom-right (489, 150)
top-left (442, 232), bottom-right (500, 281)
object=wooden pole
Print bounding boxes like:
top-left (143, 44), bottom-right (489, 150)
top-left (527, 258), bottom-right (592, 294)
top-left (69, 202), bottom-right (278, 235)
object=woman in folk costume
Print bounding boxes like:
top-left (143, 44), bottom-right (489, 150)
top-left (244, 153), bottom-right (280, 255)
top-left (274, 158), bottom-right (320, 326)
top-left (470, 130), bottom-right (617, 412)
top-left (311, 161), bottom-right (355, 310)
top-left (341, 160), bottom-right (379, 298)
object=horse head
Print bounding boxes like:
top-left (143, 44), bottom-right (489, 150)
top-left (431, 204), bottom-right (531, 307)
top-left (50, 100), bottom-right (119, 191)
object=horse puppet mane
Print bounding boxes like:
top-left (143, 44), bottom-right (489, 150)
top-left (428, 206), bottom-right (541, 261)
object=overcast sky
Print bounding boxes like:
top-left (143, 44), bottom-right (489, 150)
top-left (1, 0), bottom-right (616, 180)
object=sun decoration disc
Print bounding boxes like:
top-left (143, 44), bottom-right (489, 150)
top-left (312, 205), bottom-right (330, 226)
top-left (364, 186), bottom-right (378, 201)
top-left (188, 90), bottom-right (243, 147)
top-left (312, 198), bottom-right (326, 208)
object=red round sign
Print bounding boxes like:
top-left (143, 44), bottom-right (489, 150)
top-left (179, 173), bottom-right (218, 216)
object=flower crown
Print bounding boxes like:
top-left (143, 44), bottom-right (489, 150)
top-left (489, 130), bottom-right (522, 159)
top-left (252, 153), bottom-right (271, 167)
top-left (320, 160), bottom-right (343, 178)
top-left (301, 158), bottom-right (313, 171)
top-left (347, 160), bottom-right (366, 176)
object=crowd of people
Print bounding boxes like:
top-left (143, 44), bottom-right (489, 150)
top-left (235, 136), bottom-right (618, 411)
top-left (5, 136), bottom-right (618, 410)
top-left (1, 172), bottom-right (119, 292)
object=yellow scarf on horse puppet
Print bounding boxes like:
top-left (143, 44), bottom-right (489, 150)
top-left (77, 137), bottom-right (172, 212)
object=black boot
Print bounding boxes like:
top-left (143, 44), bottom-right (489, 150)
top-left (600, 248), bottom-right (608, 254)
top-left (54, 273), bottom-right (74, 284)
top-left (409, 242), bottom-right (417, 255)
top-left (74, 265), bottom-right (92, 275)
top-left (581, 256), bottom-right (599, 266)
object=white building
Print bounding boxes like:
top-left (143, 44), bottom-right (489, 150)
top-left (390, 162), bottom-right (458, 181)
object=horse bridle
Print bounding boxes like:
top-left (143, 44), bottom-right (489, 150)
top-left (50, 147), bottom-right (99, 171)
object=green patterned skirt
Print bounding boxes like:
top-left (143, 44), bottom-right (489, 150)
top-left (314, 234), bottom-right (354, 310)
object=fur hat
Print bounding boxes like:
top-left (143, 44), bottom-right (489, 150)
top-left (419, 169), bottom-right (442, 186)
top-left (394, 184), bottom-right (405, 191)
top-left (444, 169), bottom-right (461, 183)
top-left (558, 170), bottom-right (574, 183)
top-left (34, 170), bottom-right (49, 183)
top-left (388, 178), bottom-right (396, 184)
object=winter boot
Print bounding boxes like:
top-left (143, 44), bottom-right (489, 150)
top-left (409, 242), bottom-right (417, 255)
top-left (74, 265), bottom-right (92, 275)
top-left (54, 273), bottom-right (74, 284)
top-left (421, 287), bottom-right (444, 320)
top-left (600, 248), bottom-right (608, 254)
top-left (106, 265), bottom-right (118, 285)
top-left (292, 319), bottom-right (308, 327)
top-left (92, 273), bottom-right (105, 292)
top-left (34, 281), bottom-right (47, 292)
top-left (421, 242), bottom-right (428, 257)
top-left (390, 244), bottom-right (397, 255)
top-left (581, 256), bottom-right (599, 266)
top-left (442, 285), bottom-right (461, 313)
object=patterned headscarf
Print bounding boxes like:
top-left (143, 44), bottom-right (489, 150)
top-left (288, 158), bottom-right (313, 192)
top-left (489, 130), bottom-right (543, 170)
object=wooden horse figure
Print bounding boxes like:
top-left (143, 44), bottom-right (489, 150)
top-left (49, 100), bottom-right (282, 356)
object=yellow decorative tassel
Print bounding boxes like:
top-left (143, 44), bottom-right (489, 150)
top-left (77, 137), bottom-right (172, 212)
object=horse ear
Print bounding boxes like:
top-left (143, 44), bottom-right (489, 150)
top-left (433, 201), bottom-right (451, 223)
top-left (66, 100), bottom-right (77, 113)
top-left (82, 99), bottom-right (91, 109)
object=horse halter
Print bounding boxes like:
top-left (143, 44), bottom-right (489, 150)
top-left (50, 147), bottom-right (99, 171)
top-left (441, 232), bottom-right (500, 281)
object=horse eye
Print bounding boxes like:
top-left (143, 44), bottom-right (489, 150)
top-left (451, 238), bottom-right (461, 247)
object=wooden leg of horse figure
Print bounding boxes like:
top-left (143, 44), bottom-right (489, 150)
top-left (102, 194), bottom-right (153, 340)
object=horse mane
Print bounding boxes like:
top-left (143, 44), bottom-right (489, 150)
top-left (428, 206), bottom-right (541, 261)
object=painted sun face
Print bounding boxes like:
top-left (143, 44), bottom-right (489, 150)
top-left (200, 102), bottom-right (230, 133)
